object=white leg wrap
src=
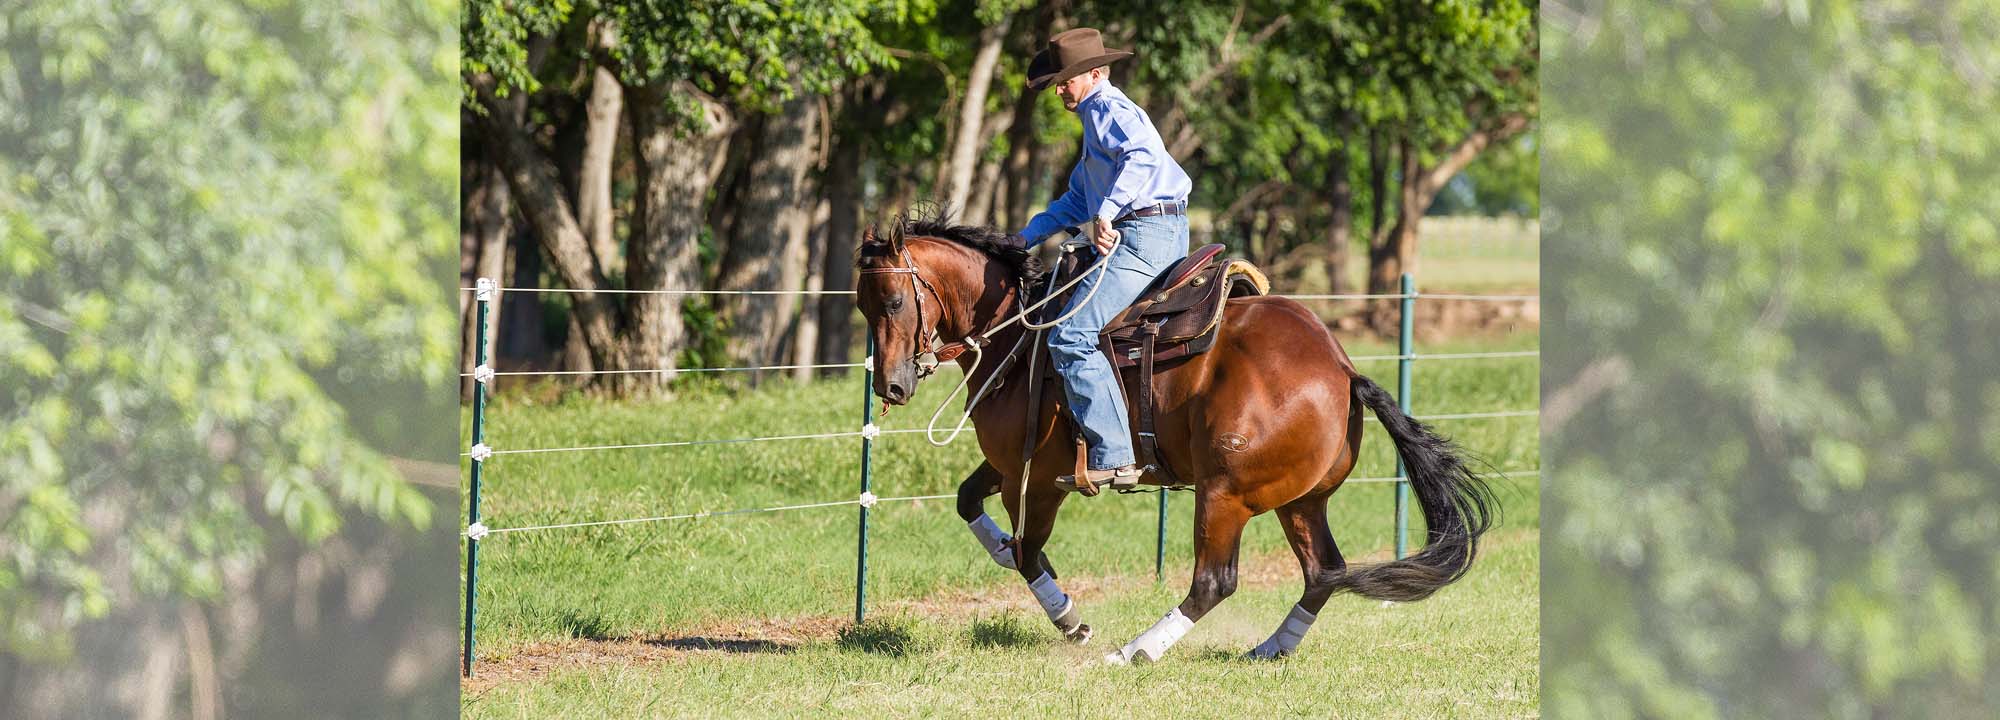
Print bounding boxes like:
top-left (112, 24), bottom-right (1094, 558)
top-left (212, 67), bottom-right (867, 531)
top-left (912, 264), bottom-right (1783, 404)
top-left (967, 514), bottom-right (1017, 570)
top-left (1247, 604), bottom-right (1318, 659)
top-left (1028, 572), bottom-right (1072, 624)
top-left (1105, 608), bottom-right (1195, 665)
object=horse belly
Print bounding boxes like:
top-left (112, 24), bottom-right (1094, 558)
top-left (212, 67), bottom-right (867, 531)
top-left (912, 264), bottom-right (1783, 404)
top-left (1153, 298), bottom-right (1357, 507)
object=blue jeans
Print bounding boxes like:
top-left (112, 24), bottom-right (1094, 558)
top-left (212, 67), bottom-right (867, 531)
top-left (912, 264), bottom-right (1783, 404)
top-left (1049, 214), bottom-right (1189, 470)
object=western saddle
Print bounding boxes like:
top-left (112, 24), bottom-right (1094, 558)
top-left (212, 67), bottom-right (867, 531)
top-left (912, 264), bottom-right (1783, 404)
top-left (1043, 243), bottom-right (1270, 495)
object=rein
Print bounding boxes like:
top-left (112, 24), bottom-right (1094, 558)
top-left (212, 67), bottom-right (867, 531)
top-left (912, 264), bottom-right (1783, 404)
top-left (864, 227), bottom-right (1123, 446)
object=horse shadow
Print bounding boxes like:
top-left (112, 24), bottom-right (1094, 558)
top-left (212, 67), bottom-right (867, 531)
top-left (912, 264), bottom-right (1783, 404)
top-left (642, 636), bottom-right (796, 654)
top-left (554, 610), bottom-right (797, 654)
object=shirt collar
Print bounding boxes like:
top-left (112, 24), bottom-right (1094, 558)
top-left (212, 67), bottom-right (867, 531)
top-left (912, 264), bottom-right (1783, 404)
top-left (1075, 80), bottom-right (1112, 112)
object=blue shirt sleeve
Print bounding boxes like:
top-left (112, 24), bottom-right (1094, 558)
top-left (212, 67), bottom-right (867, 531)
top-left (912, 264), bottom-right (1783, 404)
top-left (1087, 101), bottom-right (1167, 221)
top-left (1017, 162), bottom-right (1090, 245)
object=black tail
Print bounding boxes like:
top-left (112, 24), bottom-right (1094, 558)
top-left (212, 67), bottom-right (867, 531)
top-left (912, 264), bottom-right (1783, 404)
top-left (1330, 374), bottom-right (1498, 602)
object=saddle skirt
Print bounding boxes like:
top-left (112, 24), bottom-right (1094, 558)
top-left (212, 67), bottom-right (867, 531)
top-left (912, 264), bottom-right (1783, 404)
top-left (1099, 243), bottom-right (1270, 369)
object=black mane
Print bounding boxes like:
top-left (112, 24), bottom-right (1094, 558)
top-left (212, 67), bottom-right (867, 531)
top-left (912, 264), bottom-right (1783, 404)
top-left (859, 203), bottom-right (1045, 282)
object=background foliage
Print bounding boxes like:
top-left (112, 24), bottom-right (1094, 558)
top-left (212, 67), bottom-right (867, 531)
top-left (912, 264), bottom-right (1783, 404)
top-left (1, 0), bottom-right (458, 715)
top-left (1543, 1), bottom-right (2000, 717)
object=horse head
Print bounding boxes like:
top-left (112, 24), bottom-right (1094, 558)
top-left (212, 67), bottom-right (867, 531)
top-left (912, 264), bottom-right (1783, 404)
top-left (854, 211), bottom-right (1038, 406)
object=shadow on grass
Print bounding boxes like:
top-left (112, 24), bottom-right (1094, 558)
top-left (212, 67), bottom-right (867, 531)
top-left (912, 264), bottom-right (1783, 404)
top-left (967, 616), bottom-right (1046, 649)
top-left (643, 637), bottom-right (796, 654)
top-left (1193, 648), bottom-right (1260, 663)
top-left (837, 619), bottom-right (929, 657)
top-left (553, 610), bottom-right (616, 641)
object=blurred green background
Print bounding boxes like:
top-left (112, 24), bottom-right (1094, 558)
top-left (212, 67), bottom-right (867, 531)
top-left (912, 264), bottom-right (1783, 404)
top-left (1, 0), bottom-right (460, 716)
top-left (1543, 1), bottom-right (2000, 717)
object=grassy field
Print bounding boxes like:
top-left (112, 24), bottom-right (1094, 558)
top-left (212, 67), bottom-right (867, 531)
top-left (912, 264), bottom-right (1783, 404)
top-left (459, 329), bottom-right (1538, 718)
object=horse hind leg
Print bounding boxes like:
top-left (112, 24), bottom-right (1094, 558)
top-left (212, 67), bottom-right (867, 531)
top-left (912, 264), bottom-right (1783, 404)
top-left (1247, 494), bottom-right (1345, 659)
top-left (1106, 486), bottom-right (1254, 665)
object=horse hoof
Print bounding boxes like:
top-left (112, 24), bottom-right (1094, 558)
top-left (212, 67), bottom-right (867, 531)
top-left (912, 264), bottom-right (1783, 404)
top-left (1065, 623), bottom-right (1093, 645)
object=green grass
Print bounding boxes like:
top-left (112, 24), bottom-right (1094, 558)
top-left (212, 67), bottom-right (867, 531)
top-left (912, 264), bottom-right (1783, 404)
top-left (460, 331), bottom-right (1537, 717)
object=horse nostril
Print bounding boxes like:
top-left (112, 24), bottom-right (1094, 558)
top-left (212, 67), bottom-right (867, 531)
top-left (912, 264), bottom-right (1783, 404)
top-left (887, 382), bottom-right (907, 400)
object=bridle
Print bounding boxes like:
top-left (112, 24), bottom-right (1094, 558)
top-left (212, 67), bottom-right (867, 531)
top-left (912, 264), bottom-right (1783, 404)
top-left (857, 241), bottom-right (978, 379)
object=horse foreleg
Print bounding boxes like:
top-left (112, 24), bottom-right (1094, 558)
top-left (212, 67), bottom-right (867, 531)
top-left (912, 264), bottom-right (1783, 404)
top-left (1248, 494), bottom-right (1345, 659)
top-left (1107, 486), bottom-right (1253, 665)
top-left (957, 462), bottom-right (1062, 577)
top-left (957, 462), bottom-right (1018, 570)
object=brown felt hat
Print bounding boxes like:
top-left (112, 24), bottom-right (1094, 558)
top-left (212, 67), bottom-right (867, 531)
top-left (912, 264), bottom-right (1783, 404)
top-left (1026, 28), bottom-right (1133, 92)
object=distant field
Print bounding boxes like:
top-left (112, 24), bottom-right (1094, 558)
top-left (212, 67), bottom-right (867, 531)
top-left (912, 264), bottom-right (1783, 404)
top-left (1402, 215), bottom-right (1540, 291)
top-left (459, 330), bottom-right (1539, 717)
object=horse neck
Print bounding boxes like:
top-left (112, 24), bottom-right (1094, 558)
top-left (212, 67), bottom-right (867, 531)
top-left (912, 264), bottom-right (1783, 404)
top-left (917, 239), bottom-right (1022, 344)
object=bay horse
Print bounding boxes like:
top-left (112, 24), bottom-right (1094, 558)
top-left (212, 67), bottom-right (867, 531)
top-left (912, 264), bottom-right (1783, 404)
top-left (855, 211), bottom-right (1495, 664)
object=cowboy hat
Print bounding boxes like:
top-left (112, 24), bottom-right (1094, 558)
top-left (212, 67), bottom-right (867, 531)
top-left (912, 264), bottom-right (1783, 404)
top-left (1026, 28), bottom-right (1133, 91)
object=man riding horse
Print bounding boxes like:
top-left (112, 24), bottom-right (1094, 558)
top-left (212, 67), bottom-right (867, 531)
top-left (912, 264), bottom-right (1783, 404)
top-left (1007, 27), bottom-right (1192, 494)
top-left (857, 27), bottom-right (1496, 666)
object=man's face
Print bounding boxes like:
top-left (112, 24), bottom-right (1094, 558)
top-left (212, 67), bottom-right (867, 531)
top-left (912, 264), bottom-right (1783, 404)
top-left (1056, 68), bottom-right (1100, 111)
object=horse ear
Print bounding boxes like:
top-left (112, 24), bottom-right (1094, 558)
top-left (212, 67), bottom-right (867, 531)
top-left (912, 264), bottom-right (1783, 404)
top-left (887, 223), bottom-right (906, 252)
top-left (862, 224), bottom-right (877, 246)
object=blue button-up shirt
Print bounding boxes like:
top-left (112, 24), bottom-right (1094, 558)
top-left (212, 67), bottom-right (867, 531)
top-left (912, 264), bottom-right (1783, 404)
top-left (1017, 81), bottom-right (1192, 244)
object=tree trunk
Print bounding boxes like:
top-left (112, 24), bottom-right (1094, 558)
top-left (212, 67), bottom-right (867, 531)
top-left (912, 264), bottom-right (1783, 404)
top-left (1367, 113), bottom-right (1531, 295)
top-left (818, 91), bottom-right (867, 378)
top-left (791, 197), bottom-right (832, 382)
top-left (580, 64), bottom-right (623, 278)
top-left (1000, 87), bottom-right (1041, 230)
top-left (460, 158), bottom-right (512, 400)
top-left (943, 17), bottom-right (1012, 217)
top-left (473, 84), bottom-right (625, 373)
top-left (626, 81), bottom-right (736, 391)
top-left (962, 151), bottom-right (1006, 227)
top-left (1002, 3), bottom-right (1060, 230)
top-left (1368, 127), bottom-right (1391, 249)
top-left (714, 93), bottom-right (819, 371)
top-left (1326, 144), bottom-right (1355, 296)
top-left (1367, 134), bottom-right (1422, 295)
top-left (497, 231), bottom-right (551, 365)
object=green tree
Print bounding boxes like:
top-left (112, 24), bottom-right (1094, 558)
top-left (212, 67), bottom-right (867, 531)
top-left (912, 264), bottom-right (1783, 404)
top-left (1544, 1), bottom-right (2000, 716)
top-left (1, 0), bottom-right (455, 714)
top-left (462, 0), bottom-right (901, 391)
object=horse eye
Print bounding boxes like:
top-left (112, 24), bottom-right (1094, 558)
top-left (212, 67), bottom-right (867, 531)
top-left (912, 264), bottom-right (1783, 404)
top-left (885, 297), bottom-right (905, 314)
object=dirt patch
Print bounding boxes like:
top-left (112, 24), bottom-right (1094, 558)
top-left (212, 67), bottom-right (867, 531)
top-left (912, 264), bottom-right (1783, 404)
top-left (463, 530), bottom-right (1531, 695)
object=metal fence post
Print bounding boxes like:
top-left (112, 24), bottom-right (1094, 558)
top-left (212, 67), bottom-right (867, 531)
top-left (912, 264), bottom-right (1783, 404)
top-left (462, 277), bottom-right (493, 677)
top-left (1154, 490), bottom-right (1168, 582)
top-left (855, 337), bottom-right (876, 624)
top-left (1394, 273), bottom-right (1414, 560)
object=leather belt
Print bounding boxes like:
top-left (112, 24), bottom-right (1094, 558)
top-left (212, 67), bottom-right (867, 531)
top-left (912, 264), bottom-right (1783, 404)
top-left (1116, 201), bottom-right (1187, 222)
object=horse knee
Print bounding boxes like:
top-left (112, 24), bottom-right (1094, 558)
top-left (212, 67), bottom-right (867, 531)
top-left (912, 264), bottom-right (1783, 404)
top-left (954, 464), bottom-right (1000, 522)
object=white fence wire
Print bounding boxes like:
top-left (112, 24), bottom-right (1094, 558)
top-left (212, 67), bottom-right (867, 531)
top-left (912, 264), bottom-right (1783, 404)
top-left (459, 283), bottom-right (1538, 529)
top-left (468, 470), bottom-right (1541, 537)
top-left (459, 409), bottom-right (1538, 458)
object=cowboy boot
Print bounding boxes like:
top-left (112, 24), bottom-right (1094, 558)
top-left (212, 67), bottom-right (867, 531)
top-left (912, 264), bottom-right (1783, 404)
top-left (1056, 464), bottom-right (1142, 494)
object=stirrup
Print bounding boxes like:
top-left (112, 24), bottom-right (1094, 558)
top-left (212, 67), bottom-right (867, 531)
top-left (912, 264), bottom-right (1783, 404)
top-left (1056, 465), bottom-right (1142, 495)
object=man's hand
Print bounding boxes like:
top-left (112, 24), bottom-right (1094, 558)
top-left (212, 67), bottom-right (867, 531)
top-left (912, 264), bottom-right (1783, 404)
top-left (1091, 217), bottom-right (1120, 254)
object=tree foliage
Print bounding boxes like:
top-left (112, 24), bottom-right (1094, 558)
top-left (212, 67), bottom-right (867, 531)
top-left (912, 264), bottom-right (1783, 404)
top-left (1544, 1), bottom-right (2000, 716)
top-left (1, 0), bottom-right (453, 662)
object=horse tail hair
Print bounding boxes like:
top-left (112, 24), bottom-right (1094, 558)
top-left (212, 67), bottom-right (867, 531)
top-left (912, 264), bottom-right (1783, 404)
top-left (1328, 373), bottom-right (1498, 602)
